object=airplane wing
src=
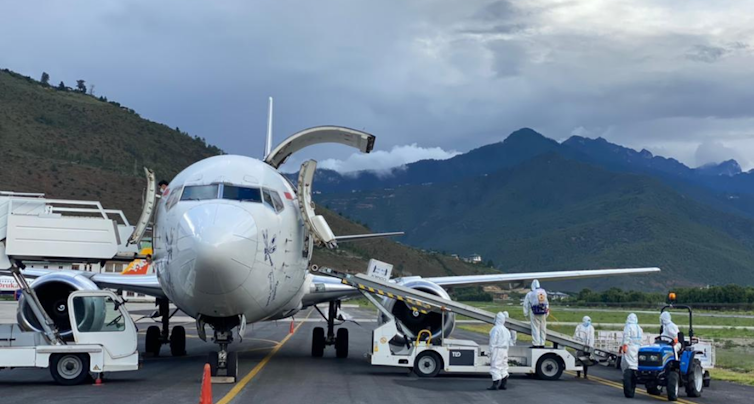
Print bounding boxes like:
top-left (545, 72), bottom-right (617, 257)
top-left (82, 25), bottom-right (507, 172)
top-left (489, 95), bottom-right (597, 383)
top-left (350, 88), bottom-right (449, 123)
top-left (0, 268), bottom-right (166, 298)
top-left (302, 267), bottom-right (660, 307)
top-left (424, 267), bottom-right (661, 287)
top-left (334, 232), bottom-right (405, 242)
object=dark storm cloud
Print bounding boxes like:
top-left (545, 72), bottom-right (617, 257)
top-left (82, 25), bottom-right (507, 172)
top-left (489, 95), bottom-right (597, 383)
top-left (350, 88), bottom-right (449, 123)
top-left (2, 0), bottom-right (754, 170)
top-left (686, 45), bottom-right (729, 63)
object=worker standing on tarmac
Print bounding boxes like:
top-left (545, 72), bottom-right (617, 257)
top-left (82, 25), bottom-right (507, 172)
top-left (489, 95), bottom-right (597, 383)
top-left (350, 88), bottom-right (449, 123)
top-left (660, 312), bottom-right (681, 358)
top-left (523, 280), bottom-right (549, 347)
top-left (621, 313), bottom-right (643, 372)
top-left (573, 316), bottom-right (595, 379)
top-left (488, 311), bottom-right (513, 391)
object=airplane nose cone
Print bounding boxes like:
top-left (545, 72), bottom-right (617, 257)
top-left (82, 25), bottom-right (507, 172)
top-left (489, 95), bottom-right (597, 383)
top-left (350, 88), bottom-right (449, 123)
top-left (176, 204), bottom-right (258, 295)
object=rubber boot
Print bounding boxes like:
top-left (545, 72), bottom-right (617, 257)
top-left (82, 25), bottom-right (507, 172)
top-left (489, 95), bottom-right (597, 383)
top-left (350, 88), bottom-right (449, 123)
top-left (576, 371), bottom-right (581, 378)
top-left (499, 377), bottom-right (508, 390)
top-left (487, 379), bottom-right (500, 390)
top-left (583, 367), bottom-right (589, 380)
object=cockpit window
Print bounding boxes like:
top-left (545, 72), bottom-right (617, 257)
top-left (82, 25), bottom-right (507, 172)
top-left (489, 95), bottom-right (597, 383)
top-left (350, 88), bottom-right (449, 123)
top-left (262, 189), bottom-right (274, 209)
top-left (270, 190), bottom-right (285, 213)
top-left (180, 185), bottom-right (219, 201)
top-left (222, 185), bottom-right (262, 202)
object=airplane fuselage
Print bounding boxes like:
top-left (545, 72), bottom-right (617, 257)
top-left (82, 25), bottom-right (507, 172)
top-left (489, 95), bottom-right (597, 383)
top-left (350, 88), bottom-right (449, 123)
top-left (152, 155), bottom-right (310, 325)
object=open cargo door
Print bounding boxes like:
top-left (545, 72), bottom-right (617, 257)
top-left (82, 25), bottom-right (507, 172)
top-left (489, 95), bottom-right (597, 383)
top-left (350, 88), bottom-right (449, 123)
top-left (264, 126), bottom-right (375, 169)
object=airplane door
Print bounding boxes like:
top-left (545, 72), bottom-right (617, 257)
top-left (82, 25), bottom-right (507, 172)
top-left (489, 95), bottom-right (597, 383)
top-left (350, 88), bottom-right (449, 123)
top-left (297, 160), bottom-right (337, 249)
top-left (128, 167), bottom-right (156, 246)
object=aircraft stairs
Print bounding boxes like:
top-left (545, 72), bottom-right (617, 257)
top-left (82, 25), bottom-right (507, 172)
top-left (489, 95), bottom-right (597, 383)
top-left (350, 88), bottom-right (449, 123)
top-left (0, 169), bottom-right (156, 269)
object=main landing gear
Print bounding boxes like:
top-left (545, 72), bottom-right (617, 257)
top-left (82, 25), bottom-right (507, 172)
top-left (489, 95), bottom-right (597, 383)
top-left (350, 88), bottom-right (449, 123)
top-left (311, 300), bottom-right (349, 358)
top-left (144, 298), bottom-right (186, 357)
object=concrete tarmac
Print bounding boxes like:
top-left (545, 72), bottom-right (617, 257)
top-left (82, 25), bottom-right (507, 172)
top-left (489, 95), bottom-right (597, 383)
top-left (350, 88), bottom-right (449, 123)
top-left (0, 304), bottom-right (751, 404)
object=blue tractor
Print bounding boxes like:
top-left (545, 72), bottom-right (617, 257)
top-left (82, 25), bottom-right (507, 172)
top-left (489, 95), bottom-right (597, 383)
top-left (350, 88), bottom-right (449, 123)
top-left (623, 305), bottom-right (706, 401)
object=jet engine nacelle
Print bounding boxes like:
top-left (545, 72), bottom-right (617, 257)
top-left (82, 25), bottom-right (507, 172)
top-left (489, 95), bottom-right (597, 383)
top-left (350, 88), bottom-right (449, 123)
top-left (17, 272), bottom-right (102, 339)
top-left (379, 278), bottom-right (455, 342)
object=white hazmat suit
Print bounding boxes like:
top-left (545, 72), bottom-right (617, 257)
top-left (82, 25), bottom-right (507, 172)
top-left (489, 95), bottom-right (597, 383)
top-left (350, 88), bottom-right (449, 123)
top-left (573, 316), bottom-right (595, 347)
top-left (660, 311), bottom-right (681, 358)
top-left (621, 313), bottom-right (643, 371)
top-left (573, 316), bottom-right (595, 378)
top-left (523, 280), bottom-right (548, 347)
top-left (488, 312), bottom-right (513, 390)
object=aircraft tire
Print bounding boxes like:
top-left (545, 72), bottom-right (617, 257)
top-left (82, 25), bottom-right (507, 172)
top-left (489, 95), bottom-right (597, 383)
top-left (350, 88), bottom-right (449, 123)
top-left (146, 325), bottom-right (161, 356)
top-left (312, 327), bottom-right (325, 357)
top-left (227, 351), bottom-right (238, 382)
top-left (335, 328), bottom-right (349, 359)
top-left (170, 326), bottom-right (187, 356)
top-left (208, 351), bottom-right (219, 376)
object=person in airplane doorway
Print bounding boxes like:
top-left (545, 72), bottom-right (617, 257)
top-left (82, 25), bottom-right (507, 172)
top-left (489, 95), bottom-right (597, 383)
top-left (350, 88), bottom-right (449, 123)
top-left (523, 279), bottom-right (549, 348)
top-left (488, 311), bottom-right (513, 391)
top-left (158, 180), bottom-right (169, 196)
top-left (573, 315), bottom-right (595, 378)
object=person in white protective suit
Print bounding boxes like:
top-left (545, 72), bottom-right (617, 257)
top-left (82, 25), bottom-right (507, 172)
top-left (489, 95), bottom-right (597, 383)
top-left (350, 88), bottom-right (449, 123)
top-left (621, 313), bottom-right (643, 372)
top-left (523, 279), bottom-right (549, 347)
top-left (660, 311), bottom-right (681, 358)
top-left (488, 311), bottom-right (513, 390)
top-left (573, 315), bottom-right (595, 378)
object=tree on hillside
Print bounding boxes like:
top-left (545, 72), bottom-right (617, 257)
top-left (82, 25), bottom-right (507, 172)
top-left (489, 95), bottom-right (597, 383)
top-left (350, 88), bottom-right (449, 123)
top-left (57, 81), bottom-right (66, 90)
top-left (40, 72), bottom-right (50, 86)
top-left (76, 80), bottom-right (86, 93)
top-left (88, 84), bottom-right (95, 96)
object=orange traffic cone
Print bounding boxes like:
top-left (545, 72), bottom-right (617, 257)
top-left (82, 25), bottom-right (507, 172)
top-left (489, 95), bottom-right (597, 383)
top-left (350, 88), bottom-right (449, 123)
top-left (289, 319), bottom-right (295, 334)
top-left (199, 363), bottom-right (212, 404)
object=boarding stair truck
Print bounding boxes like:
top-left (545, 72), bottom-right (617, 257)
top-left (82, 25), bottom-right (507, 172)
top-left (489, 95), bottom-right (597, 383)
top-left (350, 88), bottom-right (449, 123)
top-left (0, 266), bottom-right (140, 385)
top-left (623, 303), bottom-right (710, 401)
top-left (314, 266), bottom-right (618, 380)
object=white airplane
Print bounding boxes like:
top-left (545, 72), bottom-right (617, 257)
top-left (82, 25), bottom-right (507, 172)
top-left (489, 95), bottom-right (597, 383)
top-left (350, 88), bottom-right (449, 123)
top-left (1, 101), bottom-right (660, 381)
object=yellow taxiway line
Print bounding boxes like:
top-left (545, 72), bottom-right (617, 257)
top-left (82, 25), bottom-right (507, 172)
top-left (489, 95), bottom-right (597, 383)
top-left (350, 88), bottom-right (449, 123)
top-left (565, 371), bottom-right (701, 404)
top-left (216, 310), bottom-right (313, 404)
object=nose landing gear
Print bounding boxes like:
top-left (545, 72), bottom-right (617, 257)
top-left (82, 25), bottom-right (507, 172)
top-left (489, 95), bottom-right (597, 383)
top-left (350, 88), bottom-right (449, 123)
top-left (311, 300), bottom-right (349, 358)
top-left (144, 298), bottom-right (187, 357)
top-left (208, 329), bottom-right (238, 383)
top-left (196, 316), bottom-right (240, 383)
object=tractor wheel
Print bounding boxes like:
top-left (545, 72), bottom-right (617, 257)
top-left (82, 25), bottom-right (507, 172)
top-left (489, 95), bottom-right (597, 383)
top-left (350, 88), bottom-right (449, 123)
top-left (685, 361), bottom-right (703, 397)
top-left (667, 371), bottom-right (680, 402)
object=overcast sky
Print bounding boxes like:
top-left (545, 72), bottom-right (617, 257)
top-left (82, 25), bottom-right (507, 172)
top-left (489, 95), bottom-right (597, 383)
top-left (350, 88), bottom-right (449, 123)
top-left (2, 0), bottom-right (754, 172)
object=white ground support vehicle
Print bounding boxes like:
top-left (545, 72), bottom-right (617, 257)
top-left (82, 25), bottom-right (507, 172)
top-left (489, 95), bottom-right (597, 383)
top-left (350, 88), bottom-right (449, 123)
top-left (369, 313), bottom-right (581, 379)
top-left (314, 267), bottom-right (601, 380)
top-left (0, 283), bottom-right (140, 385)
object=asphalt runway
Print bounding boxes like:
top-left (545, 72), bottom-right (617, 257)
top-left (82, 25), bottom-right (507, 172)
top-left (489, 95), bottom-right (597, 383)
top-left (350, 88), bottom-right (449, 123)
top-left (0, 305), bottom-right (751, 404)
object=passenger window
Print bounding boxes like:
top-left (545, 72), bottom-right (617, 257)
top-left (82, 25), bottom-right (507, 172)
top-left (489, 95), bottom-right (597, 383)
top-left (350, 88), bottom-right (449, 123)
top-left (180, 185), bottom-right (219, 201)
top-left (222, 185), bottom-right (262, 202)
top-left (270, 191), bottom-right (284, 213)
top-left (73, 296), bottom-right (126, 332)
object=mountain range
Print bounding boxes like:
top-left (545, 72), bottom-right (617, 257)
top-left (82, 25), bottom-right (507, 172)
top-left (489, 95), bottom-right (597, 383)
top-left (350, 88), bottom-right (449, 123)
top-left (312, 129), bottom-right (754, 290)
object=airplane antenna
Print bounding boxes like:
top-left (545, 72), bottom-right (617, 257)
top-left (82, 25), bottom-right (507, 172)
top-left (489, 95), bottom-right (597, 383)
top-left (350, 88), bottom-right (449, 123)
top-left (264, 97), bottom-right (273, 158)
